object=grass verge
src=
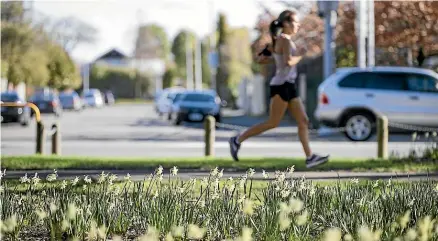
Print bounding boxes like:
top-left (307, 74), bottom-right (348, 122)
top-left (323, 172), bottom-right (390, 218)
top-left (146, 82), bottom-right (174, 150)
top-left (1, 155), bottom-right (437, 172)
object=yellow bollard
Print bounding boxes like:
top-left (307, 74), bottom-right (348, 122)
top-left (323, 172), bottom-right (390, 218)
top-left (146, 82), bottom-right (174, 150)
top-left (1, 102), bottom-right (43, 154)
top-left (377, 115), bottom-right (388, 159)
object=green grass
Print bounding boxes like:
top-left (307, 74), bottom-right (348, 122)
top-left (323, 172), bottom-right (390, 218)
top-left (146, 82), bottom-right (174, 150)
top-left (1, 155), bottom-right (437, 172)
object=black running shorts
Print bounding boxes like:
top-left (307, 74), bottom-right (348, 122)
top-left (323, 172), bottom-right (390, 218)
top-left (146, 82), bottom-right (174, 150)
top-left (269, 81), bottom-right (298, 102)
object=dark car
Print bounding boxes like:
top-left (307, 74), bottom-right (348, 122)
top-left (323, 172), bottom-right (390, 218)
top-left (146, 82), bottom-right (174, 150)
top-left (103, 91), bottom-right (115, 105)
top-left (29, 92), bottom-right (62, 116)
top-left (172, 90), bottom-right (226, 125)
top-left (59, 91), bottom-right (82, 111)
top-left (1, 92), bottom-right (31, 126)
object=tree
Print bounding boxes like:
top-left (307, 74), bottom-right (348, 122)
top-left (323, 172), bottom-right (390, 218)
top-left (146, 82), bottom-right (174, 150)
top-left (216, 13), bottom-right (253, 105)
top-left (134, 24), bottom-right (170, 60)
top-left (47, 16), bottom-right (98, 52)
top-left (201, 39), bottom-right (211, 88)
top-left (1, 22), bottom-right (35, 86)
top-left (162, 66), bottom-right (177, 89)
top-left (1, 1), bottom-right (24, 23)
top-left (337, 1), bottom-right (438, 66)
top-left (46, 42), bottom-right (81, 89)
top-left (216, 13), bottom-right (231, 102)
top-left (217, 13), bottom-right (228, 46)
top-left (171, 30), bottom-right (196, 79)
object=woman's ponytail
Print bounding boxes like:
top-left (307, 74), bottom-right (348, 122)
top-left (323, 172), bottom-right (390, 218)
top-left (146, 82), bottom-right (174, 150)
top-left (269, 19), bottom-right (282, 49)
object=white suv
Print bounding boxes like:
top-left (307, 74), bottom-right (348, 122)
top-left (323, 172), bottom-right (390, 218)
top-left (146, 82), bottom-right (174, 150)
top-left (314, 66), bottom-right (438, 141)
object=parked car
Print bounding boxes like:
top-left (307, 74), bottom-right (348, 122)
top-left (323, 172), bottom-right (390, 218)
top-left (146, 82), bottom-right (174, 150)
top-left (171, 90), bottom-right (226, 125)
top-left (154, 87), bottom-right (186, 117)
top-left (59, 91), bottom-right (82, 111)
top-left (103, 90), bottom-right (115, 105)
top-left (29, 92), bottom-right (62, 117)
top-left (314, 66), bottom-right (438, 141)
top-left (82, 89), bottom-right (104, 108)
top-left (1, 91), bottom-right (31, 126)
top-left (167, 92), bottom-right (186, 120)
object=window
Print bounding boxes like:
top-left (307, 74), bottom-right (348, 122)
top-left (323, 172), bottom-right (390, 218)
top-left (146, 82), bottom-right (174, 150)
top-left (338, 72), bottom-right (367, 88)
top-left (364, 73), bottom-right (407, 91)
top-left (406, 74), bottom-right (438, 93)
top-left (183, 93), bottom-right (215, 102)
top-left (1, 93), bottom-right (19, 102)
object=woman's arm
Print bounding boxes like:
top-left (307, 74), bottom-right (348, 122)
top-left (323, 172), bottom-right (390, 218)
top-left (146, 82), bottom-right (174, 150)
top-left (279, 36), bottom-right (303, 67)
top-left (255, 44), bottom-right (274, 64)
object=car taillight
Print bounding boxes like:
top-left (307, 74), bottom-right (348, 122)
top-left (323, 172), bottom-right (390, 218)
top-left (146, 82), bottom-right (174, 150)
top-left (320, 93), bottom-right (329, 105)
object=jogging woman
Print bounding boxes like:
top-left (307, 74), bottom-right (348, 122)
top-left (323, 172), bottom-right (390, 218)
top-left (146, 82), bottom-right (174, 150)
top-left (229, 9), bottom-right (329, 168)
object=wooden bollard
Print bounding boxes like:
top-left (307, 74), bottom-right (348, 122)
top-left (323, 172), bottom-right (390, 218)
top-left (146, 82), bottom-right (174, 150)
top-left (51, 122), bottom-right (61, 155)
top-left (36, 121), bottom-right (45, 154)
top-left (377, 115), bottom-right (388, 159)
top-left (204, 115), bottom-right (215, 157)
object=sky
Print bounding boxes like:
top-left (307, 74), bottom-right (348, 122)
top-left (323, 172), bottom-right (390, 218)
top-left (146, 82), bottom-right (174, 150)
top-left (32, 0), bottom-right (297, 64)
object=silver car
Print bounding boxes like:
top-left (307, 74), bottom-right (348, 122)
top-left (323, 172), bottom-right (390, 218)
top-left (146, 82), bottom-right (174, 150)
top-left (314, 66), bottom-right (438, 141)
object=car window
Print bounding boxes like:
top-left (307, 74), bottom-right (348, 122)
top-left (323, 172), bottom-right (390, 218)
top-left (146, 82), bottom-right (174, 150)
top-left (31, 93), bottom-right (55, 100)
top-left (338, 72), bottom-right (367, 88)
top-left (406, 74), bottom-right (438, 93)
top-left (1, 93), bottom-right (19, 102)
top-left (183, 93), bottom-right (215, 102)
top-left (173, 93), bottom-right (183, 103)
top-left (364, 73), bottom-right (407, 91)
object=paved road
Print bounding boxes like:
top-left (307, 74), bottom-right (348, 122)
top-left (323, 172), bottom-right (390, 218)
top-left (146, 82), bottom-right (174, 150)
top-left (1, 103), bottom-right (424, 158)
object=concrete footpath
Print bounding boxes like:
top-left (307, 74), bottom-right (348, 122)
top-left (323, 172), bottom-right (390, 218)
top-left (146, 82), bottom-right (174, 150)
top-left (2, 169), bottom-right (438, 181)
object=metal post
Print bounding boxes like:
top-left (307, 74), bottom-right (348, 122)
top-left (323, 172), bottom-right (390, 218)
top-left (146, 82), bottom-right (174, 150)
top-left (36, 121), bottom-right (45, 154)
top-left (209, 0), bottom-right (217, 92)
top-left (319, 0), bottom-right (338, 79)
top-left (51, 122), bottom-right (61, 155)
top-left (204, 115), bottom-right (215, 157)
top-left (357, 0), bottom-right (367, 68)
top-left (186, 35), bottom-right (194, 90)
top-left (83, 63), bottom-right (90, 91)
top-left (299, 74), bottom-right (307, 106)
top-left (367, 0), bottom-right (375, 67)
top-left (195, 37), bottom-right (202, 90)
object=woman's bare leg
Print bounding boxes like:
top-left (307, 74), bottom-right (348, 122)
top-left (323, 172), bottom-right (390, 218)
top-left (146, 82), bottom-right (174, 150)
top-left (237, 95), bottom-right (288, 143)
top-left (287, 97), bottom-right (312, 157)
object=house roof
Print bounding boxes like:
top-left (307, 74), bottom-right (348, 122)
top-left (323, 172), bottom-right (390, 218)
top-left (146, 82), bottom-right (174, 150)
top-left (94, 48), bottom-right (128, 62)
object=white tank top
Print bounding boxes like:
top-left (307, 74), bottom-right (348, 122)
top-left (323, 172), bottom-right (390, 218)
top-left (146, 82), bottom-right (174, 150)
top-left (270, 37), bottom-right (298, 86)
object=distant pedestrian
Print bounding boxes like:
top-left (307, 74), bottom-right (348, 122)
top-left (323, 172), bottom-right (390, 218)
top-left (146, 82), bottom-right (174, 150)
top-left (229, 9), bottom-right (329, 168)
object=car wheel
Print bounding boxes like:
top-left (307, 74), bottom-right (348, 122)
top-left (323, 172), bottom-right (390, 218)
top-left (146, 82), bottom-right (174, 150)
top-left (343, 113), bottom-right (374, 141)
top-left (214, 114), bottom-right (222, 123)
top-left (20, 119), bottom-right (29, 126)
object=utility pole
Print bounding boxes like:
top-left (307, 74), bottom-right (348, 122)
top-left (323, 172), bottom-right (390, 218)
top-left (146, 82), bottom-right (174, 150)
top-left (209, 0), bottom-right (218, 91)
top-left (367, 0), bottom-right (375, 67)
top-left (195, 37), bottom-right (202, 90)
top-left (185, 34), bottom-right (194, 90)
top-left (317, 0), bottom-right (338, 79)
top-left (356, 0), bottom-right (367, 68)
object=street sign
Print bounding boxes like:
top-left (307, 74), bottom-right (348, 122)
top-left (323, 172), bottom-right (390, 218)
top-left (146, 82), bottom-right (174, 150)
top-left (208, 51), bottom-right (219, 69)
